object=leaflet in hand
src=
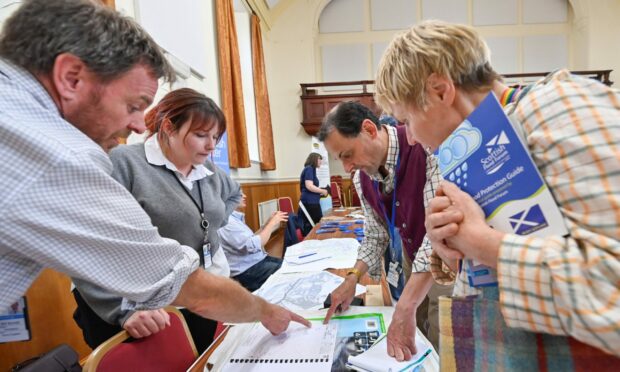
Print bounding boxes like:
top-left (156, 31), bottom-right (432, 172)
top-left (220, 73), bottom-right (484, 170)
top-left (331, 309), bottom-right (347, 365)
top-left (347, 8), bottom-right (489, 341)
top-left (436, 92), bottom-right (568, 287)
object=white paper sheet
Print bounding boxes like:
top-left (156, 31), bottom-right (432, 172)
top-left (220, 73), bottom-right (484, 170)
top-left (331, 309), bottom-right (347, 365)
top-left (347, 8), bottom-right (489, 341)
top-left (204, 307), bottom-right (439, 372)
top-left (254, 271), bottom-right (366, 311)
top-left (279, 238), bottom-right (359, 274)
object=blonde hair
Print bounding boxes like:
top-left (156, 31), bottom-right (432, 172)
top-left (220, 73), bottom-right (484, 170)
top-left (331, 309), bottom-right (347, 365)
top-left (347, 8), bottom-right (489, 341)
top-left (375, 20), bottom-right (499, 112)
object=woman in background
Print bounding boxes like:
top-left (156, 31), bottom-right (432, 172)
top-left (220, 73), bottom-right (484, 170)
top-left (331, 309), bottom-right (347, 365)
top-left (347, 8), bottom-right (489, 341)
top-left (299, 152), bottom-right (328, 234)
top-left (72, 88), bottom-right (241, 353)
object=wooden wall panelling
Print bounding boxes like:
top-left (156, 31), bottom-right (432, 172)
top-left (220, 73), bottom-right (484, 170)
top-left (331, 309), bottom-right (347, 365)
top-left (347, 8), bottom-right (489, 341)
top-left (0, 270), bottom-right (91, 371)
top-left (299, 81), bottom-right (381, 136)
top-left (240, 178), bottom-right (350, 229)
top-left (240, 180), bottom-right (301, 231)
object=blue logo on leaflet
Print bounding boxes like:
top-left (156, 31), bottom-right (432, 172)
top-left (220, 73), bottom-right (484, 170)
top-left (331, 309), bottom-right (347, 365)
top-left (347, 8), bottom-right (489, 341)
top-left (481, 131), bottom-right (511, 175)
top-left (509, 204), bottom-right (549, 235)
top-left (437, 121), bottom-right (481, 188)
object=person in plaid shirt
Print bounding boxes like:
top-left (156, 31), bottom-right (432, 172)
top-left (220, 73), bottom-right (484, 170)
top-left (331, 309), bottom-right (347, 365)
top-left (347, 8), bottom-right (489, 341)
top-left (0, 0), bottom-right (308, 336)
top-left (376, 20), bottom-right (619, 368)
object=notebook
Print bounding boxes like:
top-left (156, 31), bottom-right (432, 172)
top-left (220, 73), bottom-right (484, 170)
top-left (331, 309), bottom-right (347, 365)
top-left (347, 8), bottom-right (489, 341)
top-left (347, 333), bottom-right (432, 372)
top-left (220, 321), bottom-right (337, 371)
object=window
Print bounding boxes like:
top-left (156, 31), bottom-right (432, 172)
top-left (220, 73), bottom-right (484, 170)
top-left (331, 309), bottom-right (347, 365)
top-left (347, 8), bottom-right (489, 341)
top-left (234, 0), bottom-right (260, 162)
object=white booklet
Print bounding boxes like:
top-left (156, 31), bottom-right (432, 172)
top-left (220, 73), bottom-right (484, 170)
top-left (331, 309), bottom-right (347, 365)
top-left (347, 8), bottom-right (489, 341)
top-left (220, 321), bottom-right (338, 372)
top-left (347, 333), bottom-right (432, 372)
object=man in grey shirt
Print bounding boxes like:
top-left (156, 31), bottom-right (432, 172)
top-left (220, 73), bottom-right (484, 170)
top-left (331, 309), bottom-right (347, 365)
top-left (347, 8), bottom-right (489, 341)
top-left (0, 0), bottom-right (308, 335)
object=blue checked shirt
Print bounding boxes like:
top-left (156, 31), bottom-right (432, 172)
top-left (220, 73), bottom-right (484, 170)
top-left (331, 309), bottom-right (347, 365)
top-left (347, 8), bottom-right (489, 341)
top-left (217, 211), bottom-right (267, 277)
top-left (0, 59), bottom-right (199, 311)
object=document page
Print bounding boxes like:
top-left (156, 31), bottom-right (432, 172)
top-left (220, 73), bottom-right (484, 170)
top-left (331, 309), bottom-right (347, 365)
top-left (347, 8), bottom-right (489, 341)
top-left (254, 271), bottom-right (365, 311)
top-left (221, 321), bottom-right (338, 372)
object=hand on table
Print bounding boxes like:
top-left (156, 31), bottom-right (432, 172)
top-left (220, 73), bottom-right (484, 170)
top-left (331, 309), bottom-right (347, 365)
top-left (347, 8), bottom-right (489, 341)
top-left (260, 302), bottom-right (311, 335)
top-left (387, 305), bottom-right (417, 361)
top-left (323, 275), bottom-right (357, 323)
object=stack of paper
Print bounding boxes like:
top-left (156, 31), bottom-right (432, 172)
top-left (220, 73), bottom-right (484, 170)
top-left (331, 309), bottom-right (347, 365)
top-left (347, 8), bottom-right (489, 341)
top-left (347, 334), bottom-right (432, 372)
top-left (279, 238), bottom-right (359, 274)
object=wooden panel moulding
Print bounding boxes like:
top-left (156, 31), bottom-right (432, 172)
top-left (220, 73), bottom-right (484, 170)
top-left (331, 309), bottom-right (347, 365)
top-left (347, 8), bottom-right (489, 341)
top-left (240, 178), bottom-right (352, 229)
top-left (240, 180), bottom-right (301, 231)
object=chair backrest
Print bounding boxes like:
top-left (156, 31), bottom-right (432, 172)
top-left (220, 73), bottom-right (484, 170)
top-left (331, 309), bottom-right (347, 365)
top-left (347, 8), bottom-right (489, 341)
top-left (330, 181), bottom-right (342, 208)
top-left (277, 197), bottom-right (294, 214)
top-left (283, 214), bottom-right (304, 254)
top-left (349, 185), bottom-right (361, 207)
top-left (82, 307), bottom-right (197, 372)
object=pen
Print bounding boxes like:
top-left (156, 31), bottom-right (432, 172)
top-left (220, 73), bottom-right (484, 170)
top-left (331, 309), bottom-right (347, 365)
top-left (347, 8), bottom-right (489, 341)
top-left (298, 252), bottom-right (317, 259)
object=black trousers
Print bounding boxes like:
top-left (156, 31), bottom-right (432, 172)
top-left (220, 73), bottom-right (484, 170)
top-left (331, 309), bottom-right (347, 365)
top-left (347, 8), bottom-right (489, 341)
top-left (72, 289), bottom-right (217, 353)
top-left (299, 202), bottom-right (323, 235)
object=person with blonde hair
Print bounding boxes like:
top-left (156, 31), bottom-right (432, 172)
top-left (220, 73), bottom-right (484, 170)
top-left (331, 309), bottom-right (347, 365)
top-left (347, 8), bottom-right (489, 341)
top-left (376, 20), bottom-right (620, 368)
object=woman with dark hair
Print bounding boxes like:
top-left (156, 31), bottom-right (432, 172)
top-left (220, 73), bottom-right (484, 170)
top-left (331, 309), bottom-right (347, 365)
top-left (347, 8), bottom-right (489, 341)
top-left (72, 88), bottom-right (241, 353)
top-left (299, 152), bottom-right (328, 234)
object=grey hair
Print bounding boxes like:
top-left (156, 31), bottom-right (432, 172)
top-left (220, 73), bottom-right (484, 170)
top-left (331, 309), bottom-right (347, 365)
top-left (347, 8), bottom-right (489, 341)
top-left (318, 101), bottom-right (380, 142)
top-left (0, 0), bottom-right (175, 83)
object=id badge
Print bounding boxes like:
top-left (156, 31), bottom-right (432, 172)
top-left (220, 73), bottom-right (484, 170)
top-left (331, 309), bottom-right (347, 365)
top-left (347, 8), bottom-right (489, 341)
top-left (466, 259), bottom-right (498, 287)
top-left (202, 243), bottom-right (212, 269)
top-left (387, 261), bottom-right (402, 287)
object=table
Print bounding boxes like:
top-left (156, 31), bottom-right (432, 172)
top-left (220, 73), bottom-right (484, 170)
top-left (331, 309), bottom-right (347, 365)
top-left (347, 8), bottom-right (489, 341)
top-left (188, 208), bottom-right (392, 372)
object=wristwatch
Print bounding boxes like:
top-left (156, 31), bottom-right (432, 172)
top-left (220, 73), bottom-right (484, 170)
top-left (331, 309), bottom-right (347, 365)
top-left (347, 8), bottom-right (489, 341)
top-left (346, 268), bottom-right (362, 282)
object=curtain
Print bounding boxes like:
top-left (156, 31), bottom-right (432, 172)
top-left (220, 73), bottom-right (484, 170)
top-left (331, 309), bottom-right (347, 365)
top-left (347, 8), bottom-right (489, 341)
top-left (100, 0), bottom-right (115, 8)
top-left (216, 0), bottom-right (250, 168)
top-left (251, 14), bottom-right (276, 171)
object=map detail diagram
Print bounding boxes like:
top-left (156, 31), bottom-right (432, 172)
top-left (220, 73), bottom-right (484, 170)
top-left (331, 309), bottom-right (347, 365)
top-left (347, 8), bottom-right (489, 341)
top-left (255, 271), bottom-right (365, 311)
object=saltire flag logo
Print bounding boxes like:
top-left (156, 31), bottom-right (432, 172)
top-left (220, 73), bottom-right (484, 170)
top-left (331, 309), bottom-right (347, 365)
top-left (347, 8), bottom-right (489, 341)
top-left (509, 204), bottom-right (549, 235)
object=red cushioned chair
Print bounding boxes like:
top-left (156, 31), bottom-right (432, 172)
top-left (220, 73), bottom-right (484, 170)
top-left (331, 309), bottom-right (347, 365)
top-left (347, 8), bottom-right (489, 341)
top-left (349, 185), bottom-right (361, 207)
top-left (82, 307), bottom-right (197, 372)
top-left (277, 196), bottom-right (294, 214)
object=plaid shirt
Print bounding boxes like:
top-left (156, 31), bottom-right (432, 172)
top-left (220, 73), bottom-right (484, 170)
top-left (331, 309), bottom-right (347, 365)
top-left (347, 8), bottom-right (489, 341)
top-left (354, 125), bottom-right (439, 280)
top-left (430, 70), bottom-right (620, 356)
top-left (0, 59), bottom-right (199, 311)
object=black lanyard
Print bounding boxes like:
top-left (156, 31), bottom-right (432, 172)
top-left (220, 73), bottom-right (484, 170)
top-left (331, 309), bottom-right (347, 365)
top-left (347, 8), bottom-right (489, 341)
top-left (169, 170), bottom-right (209, 232)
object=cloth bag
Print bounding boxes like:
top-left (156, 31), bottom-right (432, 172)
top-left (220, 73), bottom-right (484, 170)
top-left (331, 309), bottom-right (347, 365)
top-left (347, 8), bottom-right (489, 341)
top-left (438, 288), bottom-right (619, 371)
